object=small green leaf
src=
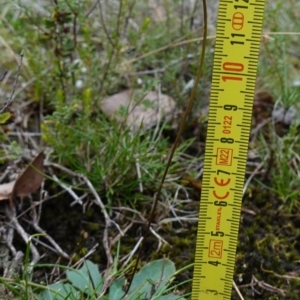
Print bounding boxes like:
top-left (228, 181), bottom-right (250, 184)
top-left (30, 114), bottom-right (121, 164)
top-left (81, 260), bottom-right (103, 293)
top-left (40, 282), bottom-right (79, 300)
top-left (67, 269), bottom-right (91, 295)
top-left (0, 112), bottom-right (11, 124)
top-left (127, 258), bottom-right (175, 300)
top-left (44, 19), bottom-right (55, 28)
top-left (8, 141), bottom-right (22, 159)
top-left (109, 277), bottom-right (126, 300)
top-left (141, 18), bottom-right (151, 31)
top-left (67, 260), bottom-right (103, 296)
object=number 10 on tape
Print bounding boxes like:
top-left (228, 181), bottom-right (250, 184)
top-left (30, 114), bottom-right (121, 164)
top-left (191, 1), bottom-right (265, 299)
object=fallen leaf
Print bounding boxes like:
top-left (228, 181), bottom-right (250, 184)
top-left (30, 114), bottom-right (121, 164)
top-left (12, 151), bottom-right (45, 198)
top-left (0, 152), bottom-right (45, 203)
top-left (0, 181), bottom-right (15, 200)
top-left (100, 89), bottom-right (176, 132)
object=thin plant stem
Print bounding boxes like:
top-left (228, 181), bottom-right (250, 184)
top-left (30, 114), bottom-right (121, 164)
top-left (123, 0), bottom-right (208, 296)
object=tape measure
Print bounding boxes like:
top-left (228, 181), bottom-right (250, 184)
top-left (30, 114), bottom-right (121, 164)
top-left (191, 0), bottom-right (265, 299)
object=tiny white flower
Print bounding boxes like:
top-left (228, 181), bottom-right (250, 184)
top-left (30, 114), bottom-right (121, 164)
top-left (76, 79), bottom-right (84, 88)
top-left (73, 58), bottom-right (81, 65)
top-left (292, 79), bottom-right (300, 87)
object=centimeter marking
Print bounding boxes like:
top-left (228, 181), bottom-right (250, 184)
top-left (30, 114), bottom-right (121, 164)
top-left (191, 0), bottom-right (265, 299)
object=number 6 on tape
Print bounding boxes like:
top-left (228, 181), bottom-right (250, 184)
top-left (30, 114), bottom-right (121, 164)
top-left (191, 1), bottom-right (266, 299)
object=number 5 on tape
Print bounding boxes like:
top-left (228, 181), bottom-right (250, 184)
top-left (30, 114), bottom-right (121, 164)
top-left (191, 1), bottom-right (265, 299)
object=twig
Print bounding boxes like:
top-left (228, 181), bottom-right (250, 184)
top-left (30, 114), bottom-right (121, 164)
top-left (164, 196), bottom-right (181, 225)
top-left (80, 174), bottom-right (110, 225)
top-left (30, 221), bottom-right (70, 259)
top-left (0, 51), bottom-right (24, 113)
top-left (0, 70), bottom-right (7, 82)
top-left (238, 275), bottom-right (286, 297)
top-left (135, 155), bottom-right (143, 192)
top-left (47, 162), bottom-right (112, 226)
top-left (252, 275), bottom-right (286, 297)
top-left (13, 66), bottom-right (53, 101)
top-left (5, 206), bottom-right (40, 271)
top-left (110, 221), bottom-right (134, 247)
top-left (112, 206), bottom-right (147, 222)
top-left (274, 272), bottom-right (300, 281)
top-left (103, 226), bottom-right (113, 266)
top-left (261, 264), bottom-right (300, 281)
top-left (241, 208), bottom-right (256, 215)
top-left (46, 161), bottom-right (124, 267)
top-left (97, 0), bottom-right (115, 47)
top-left (251, 117), bottom-right (271, 138)
top-left (233, 280), bottom-right (245, 300)
top-left (81, 174), bottom-right (123, 237)
top-left (152, 84), bottom-right (162, 140)
top-left (51, 174), bottom-right (83, 205)
top-left (243, 158), bottom-right (266, 196)
top-left (4, 251), bottom-right (24, 279)
top-left (149, 226), bottom-right (170, 251)
top-left (5, 225), bottom-right (17, 257)
top-left (158, 216), bottom-right (199, 225)
top-left (121, 237), bottom-right (143, 268)
top-left (86, 0), bottom-right (99, 17)
top-left (71, 243), bottom-right (99, 269)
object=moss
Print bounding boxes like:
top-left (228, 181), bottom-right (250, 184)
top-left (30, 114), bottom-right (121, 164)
top-left (233, 186), bottom-right (300, 299)
top-left (84, 223), bottom-right (101, 232)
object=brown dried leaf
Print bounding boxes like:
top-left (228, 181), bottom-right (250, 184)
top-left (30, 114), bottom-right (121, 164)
top-left (12, 151), bottom-right (45, 198)
top-left (0, 181), bottom-right (15, 200)
top-left (100, 89), bottom-right (176, 132)
top-left (253, 92), bottom-right (274, 125)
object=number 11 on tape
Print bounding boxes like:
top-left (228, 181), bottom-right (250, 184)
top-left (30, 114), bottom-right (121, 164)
top-left (191, 1), bottom-right (266, 299)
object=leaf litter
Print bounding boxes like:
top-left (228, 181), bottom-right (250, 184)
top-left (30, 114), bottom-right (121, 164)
top-left (0, 151), bottom-right (44, 201)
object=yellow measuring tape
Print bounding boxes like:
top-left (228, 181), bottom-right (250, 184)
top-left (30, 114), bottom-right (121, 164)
top-left (191, 1), bottom-right (265, 299)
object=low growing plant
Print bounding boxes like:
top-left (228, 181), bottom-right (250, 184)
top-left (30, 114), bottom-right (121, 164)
top-left (38, 259), bottom-right (186, 300)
